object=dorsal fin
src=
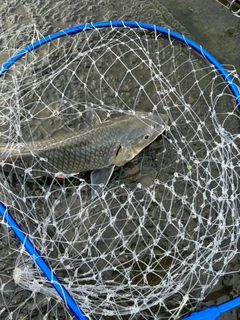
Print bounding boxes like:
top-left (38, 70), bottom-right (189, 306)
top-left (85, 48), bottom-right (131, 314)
top-left (82, 109), bottom-right (101, 128)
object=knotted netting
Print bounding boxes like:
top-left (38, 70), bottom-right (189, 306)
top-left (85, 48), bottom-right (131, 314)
top-left (216, 0), bottom-right (240, 17)
top-left (0, 22), bottom-right (240, 319)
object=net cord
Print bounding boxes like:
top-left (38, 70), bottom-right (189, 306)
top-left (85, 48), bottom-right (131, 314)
top-left (0, 203), bottom-right (89, 320)
top-left (0, 20), bottom-right (240, 319)
top-left (0, 21), bottom-right (240, 109)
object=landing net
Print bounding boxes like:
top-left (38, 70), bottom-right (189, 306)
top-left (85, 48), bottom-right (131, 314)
top-left (0, 21), bottom-right (240, 319)
top-left (216, 0), bottom-right (240, 17)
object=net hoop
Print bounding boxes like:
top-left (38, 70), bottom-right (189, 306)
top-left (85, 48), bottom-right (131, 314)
top-left (0, 203), bottom-right (88, 320)
top-left (0, 21), bottom-right (240, 320)
top-left (0, 21), bottom-right (240, 110)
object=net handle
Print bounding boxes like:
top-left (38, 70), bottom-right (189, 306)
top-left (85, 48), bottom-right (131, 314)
top-left (0, 20), bottom-right (240, 110)
top-left (182, 295), bottom-right (240, 319)
top-left (0, 202), bottom-right (89, 320)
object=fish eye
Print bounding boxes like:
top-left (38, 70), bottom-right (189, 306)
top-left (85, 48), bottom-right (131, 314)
top-left (144, 134), bottom-right (150, 140)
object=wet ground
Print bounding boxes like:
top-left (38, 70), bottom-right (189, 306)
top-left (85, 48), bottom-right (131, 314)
top-left (0, 1), bottom-right (240, 319)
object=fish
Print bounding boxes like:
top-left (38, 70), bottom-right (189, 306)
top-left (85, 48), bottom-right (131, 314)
top-left (0, 110), bottom-right (168, 196)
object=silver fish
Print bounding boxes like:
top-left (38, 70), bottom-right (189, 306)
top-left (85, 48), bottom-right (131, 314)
top-left (0, 111), bottom-right (168, 195)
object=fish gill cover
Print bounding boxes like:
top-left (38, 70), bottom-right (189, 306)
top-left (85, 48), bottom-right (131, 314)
top-left (0, 23), bottom-right (239, 319)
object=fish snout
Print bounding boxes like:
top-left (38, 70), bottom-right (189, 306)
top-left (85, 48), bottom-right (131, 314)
top-left (150, 113), bottom-right (168, 132)
top-left (154, 113), bottom-right (168, 125)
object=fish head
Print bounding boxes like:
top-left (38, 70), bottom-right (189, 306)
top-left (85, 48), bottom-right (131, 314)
top-left (114, 112), bottom-right (168, 167)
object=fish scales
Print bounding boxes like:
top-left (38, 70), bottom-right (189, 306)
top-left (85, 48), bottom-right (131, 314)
top-left (0, 112), bottom-right (168, 177)
top-left (32, 123), bottom-right (123, 173)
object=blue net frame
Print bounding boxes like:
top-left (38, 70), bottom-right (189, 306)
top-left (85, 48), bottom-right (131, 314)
top-left (0, 21), bottom-right (240, 320)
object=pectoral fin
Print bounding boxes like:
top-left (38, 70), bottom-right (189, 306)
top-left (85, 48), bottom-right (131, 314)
top-left (90, 165), bottom-right (115, 198)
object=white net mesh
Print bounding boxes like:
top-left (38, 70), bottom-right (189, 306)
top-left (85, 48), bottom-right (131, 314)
top-left (215, 0), bottom-right (240, 17)
top-left (0, 24), bottom-right (240, 319)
